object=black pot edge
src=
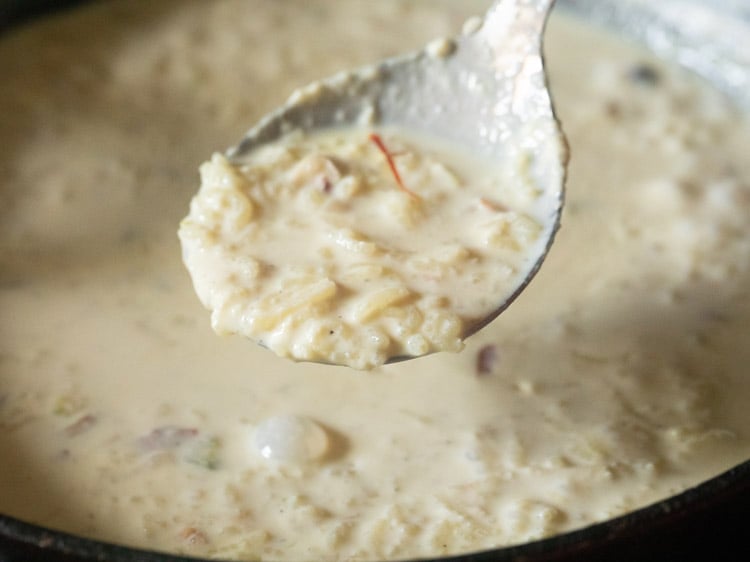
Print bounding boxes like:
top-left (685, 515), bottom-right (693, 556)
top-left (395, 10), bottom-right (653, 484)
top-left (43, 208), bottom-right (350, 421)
top-left (0, 0), bottom-right (89, 33)
top-left (2, 458), bottom-right (750, 562)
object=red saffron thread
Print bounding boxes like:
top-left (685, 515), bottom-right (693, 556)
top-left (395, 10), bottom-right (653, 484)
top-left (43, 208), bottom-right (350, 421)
top-left (368, 133), bottom-right (420, 200)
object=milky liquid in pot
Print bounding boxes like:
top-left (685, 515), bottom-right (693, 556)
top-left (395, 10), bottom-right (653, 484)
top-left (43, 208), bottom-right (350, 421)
top-left (2, 1), bottom-right (750, 560)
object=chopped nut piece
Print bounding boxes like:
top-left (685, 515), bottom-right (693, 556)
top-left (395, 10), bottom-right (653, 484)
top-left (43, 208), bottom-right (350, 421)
top-left (476, 344), bottom-right (498, 375)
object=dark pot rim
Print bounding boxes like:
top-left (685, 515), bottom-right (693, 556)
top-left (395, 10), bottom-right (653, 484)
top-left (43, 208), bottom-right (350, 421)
top-left (2, 458), bottom-right (750, 562)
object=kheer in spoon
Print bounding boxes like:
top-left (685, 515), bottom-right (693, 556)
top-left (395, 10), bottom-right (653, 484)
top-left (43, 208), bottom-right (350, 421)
top-left (179, 0), bottom-right (566, 369)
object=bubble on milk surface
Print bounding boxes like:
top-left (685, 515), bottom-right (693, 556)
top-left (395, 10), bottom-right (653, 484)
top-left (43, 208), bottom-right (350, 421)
top-left (254, 415), bottom-right (329, 462)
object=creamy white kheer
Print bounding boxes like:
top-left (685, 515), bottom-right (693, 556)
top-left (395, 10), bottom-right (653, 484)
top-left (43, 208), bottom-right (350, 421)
top-left (180, 127), bottom-right (555, 369)
top-left (2, 1), bottom-right (750, 561)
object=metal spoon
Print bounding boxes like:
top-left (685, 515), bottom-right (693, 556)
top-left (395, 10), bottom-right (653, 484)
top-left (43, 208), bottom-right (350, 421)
top-left (227, 0), bottom-right (566, 362)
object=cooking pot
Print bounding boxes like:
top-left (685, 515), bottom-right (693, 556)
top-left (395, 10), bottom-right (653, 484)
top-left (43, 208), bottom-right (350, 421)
top-left (1, 1), bottom-right (749, 561)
